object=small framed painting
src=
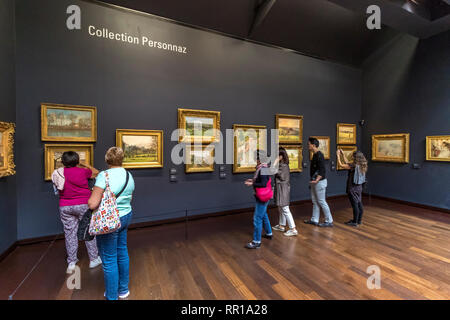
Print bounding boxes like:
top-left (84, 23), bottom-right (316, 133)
top-left (178, 108), bottom-right (221, 143)
top-left (0, 122), bottom-right (16, 178)
top-left (41, 103), bottom-right (97, 142)
top-left (309, 136), bottom-right (331, 160)
top-left (372, 133), bottom-right (410, 163)
top-left (426, 135), bottom-right (450, 162)
top-left (337, 123), bottom-right (356, 145)
top-left (185, 144), bottom-right (215, 173)
top-left (44, 144), bottom-right (94, 181)
top-left (276, 114), bottom-right (303, 144)
top-left (233, 124), bottom-right (267, 173)
top-left (281, 145), bottom-right (303, 172)
top-left (116, 129), bottom-right (164, 169)
top-left (337, 145), bottom-right (357, 170)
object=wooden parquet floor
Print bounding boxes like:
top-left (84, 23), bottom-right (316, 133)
top-left (0, 197), bottom-right (449, 300)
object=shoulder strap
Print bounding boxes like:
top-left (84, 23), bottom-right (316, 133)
top-left (116, 170), bottom-right (130, 199)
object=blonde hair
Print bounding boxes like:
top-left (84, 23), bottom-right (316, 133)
top-left (105, 147), bottom-right (124, 166)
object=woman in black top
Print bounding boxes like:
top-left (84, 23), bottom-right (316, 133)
top-left (337, 149), bottom-right (368, 227)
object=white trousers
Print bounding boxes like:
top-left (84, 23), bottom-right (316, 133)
top-left (278, 206), bottom-right (296, 229)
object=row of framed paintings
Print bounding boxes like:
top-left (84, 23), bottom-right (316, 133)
top-left (40, 104), bottom-right (449, 180)
top-left (0, 122), bottom-right (16, 178)
top-left (40, 104), bottom-right (357, 147)
top-left (371, 134), bottom-right (450, 163)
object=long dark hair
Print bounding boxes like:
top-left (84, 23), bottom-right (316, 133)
top-left (279, 147), bottom-right (289, 165)
top-left (353, 151), bottom-right (368, 174)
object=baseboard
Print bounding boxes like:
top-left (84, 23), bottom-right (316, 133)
top-left (363, 193), bottom-right (450, 214)
top-left (0, 242), bottom-right (18, 263)
top-left (1, 194), bottom-right (349, 260)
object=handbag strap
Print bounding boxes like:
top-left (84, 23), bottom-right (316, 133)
top-left (115, 170), bottom-right (130, 199)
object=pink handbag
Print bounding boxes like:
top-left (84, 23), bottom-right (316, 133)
top-left (255, 178), bottom-right (273, 202)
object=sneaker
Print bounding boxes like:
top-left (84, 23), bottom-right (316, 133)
top-left (245, 241), bottom-right (261, 249)
top-left (262, 234), bottom-right (273, 240)
top-left (119, 291), bottom-right (130, 299)
top-left (283, 229), bottom-right (298, 237)
top-left (272, 225), bottom-right (286, 232)
top-left (318, 222), bottom-right (334, 228)
top-left (66, 262), bottom-right (77, 274)
top-left (304, 220), bottom-right (318, 226)
top-left (347, 222), bottom-right (358, 227)
top-left (89, 257), bottom-right (102, 269)
top-left (344, 220), bottom-right (356, 225)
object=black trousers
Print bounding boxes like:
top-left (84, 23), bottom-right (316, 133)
top-left (347, 185), bottom-right (363, 223)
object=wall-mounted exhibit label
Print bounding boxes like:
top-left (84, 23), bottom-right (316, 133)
top-left (88, 25), bottom-right (188, 54)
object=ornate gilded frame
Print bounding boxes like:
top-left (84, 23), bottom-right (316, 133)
top-left (281, 144), bottom-right (303, 173)
top-left (337, 123), bottom-right (357, 145)
top-left (309, 136), bottom-right (331, 160)
top-left (185, 144), bottom-right (215, 173)
top-left (178, 108), bottom-right (221, 143)
top-left (116, 129), bottom-right (164, 169)
top-left (372, 133), bottom-right (410, 163)
top-left (233, 124), bottom-right (267, 173)
top-left (276, 114), bottom-right (303, 144)
top-left (41, 103), bottom-right (97, 142)
top-left (426, 135), bottom-right (450, 162)
top-left (0, 122), bottom-right (16, 178)
top-left (44, 144), bottom-right (94, 181)
top-left (337, 145), bottom-right (357, 170)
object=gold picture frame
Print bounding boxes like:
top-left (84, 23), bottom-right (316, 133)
top-left (372, 133), bottom-right (410, 163)
top-left (281, 145), bottom-right (303, 172)
top-left (44, 144), bottom-right (94, 181)
top-left (337, 145), bottom-right (357, 170)
top-left (185, 144), bottom-right (215, 173)
top-left (41, 103), bottom-right (97, 142)
top-left (233, 124), bottom-right (267, 173)
top-left (309, 136), bottom-right (331, 160)
top-left (426, 135), bottom-right (450, 162)
top-left (178, 108), bottom-right (221, 143)
top-left (276, 114), bottom-right (303, 144)
top-left (116, 129), bottom-right (164, 169)
top-left (337, 123), bottom-right (357, 145)
top-left (0, 122), bottom-right (16, 178)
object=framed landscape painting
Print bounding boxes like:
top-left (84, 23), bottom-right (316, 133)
top-left (337, 123), bottom-right (356, 145)
top-left (41, 103), bottom-right (97, 142)
top-left (276, 114), bottom-right (303, 144)
top-left (337, 145), bottom-right (357, 170)
top-left (309, 136), bottom-right (331, 160)
top-left (372, 133), bottom-right (410, 163)
top-left (281, 145), bottom-right (303, 172)
top-left (233, 124), bottom-right (267, 173)
top-left (44, 144), bottom-right (93, 181)
top-left (185, 144), bottom-right (215, 173)
top-left (426, 135), bottom-right (450, 162)
top-left (0, 122), bottom-right (16, 178)
top-left (178, 108), bottom-right (221, 143)
top-left (116, 129), bottom-right (163, 169)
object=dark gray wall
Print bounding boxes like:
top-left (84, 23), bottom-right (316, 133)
top-left (14, 0), bottom-right (361, 240)
top-left (362, 31), bottom-right (450, 209)
top-left (0, 0), bottom-right (17, 254)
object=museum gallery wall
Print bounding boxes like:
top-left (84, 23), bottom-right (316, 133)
top-left (4, 0), bottom-right (447, 244)
top-left (362, 31), bottom-right (450, 209)
top-left (0, 0), bottom-right (17, 254)
top-left (13, 0), bottom-right (361, 240)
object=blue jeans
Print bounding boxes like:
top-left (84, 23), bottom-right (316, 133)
top-left (97, 212), bottom-right (132, 300)
top-left (253, 200), bottom-right (272, 243)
